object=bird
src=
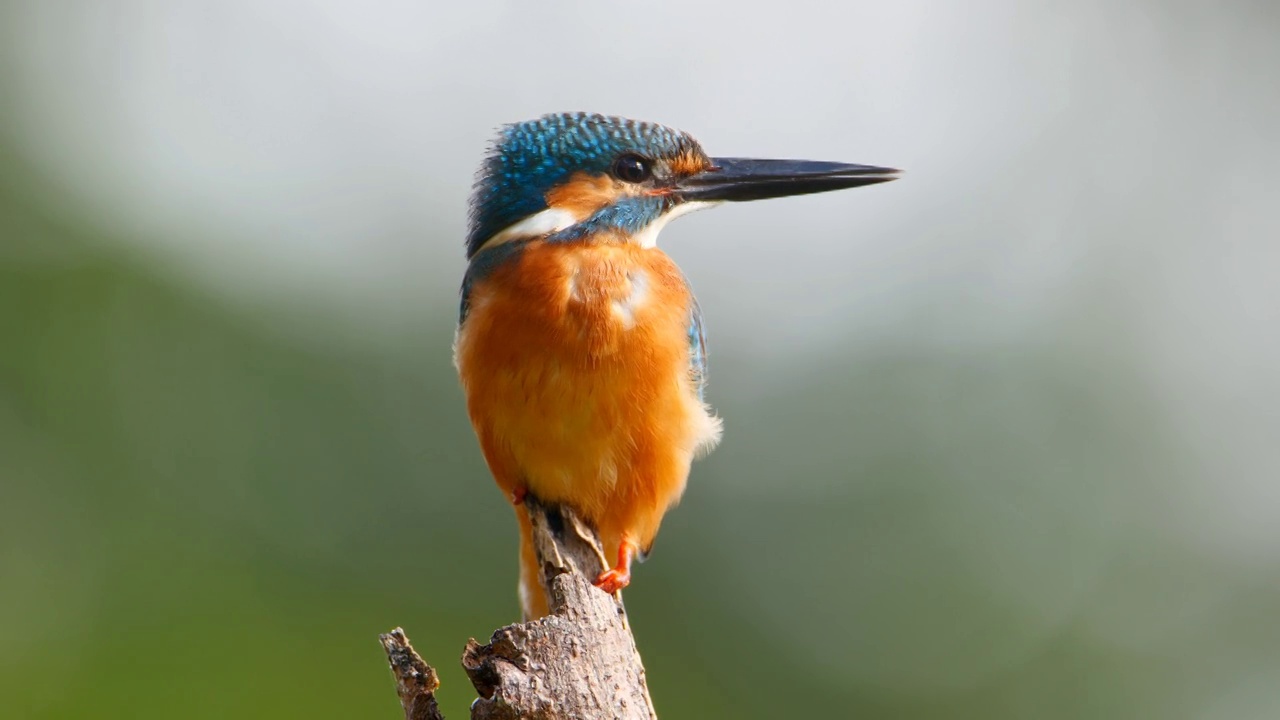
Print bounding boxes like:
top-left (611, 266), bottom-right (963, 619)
top-left (454, 112), bottom-right (898, 619)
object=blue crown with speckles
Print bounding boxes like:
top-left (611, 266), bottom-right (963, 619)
top-left (466, 112), bottom-right (702, 258)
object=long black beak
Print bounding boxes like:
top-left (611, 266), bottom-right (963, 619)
top-left (676, 158), bottom-right (900, 203)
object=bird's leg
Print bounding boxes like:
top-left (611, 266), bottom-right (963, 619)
top-left (593, 535), bottom-right (636, 594)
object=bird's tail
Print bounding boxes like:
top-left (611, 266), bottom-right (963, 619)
top-left (516, 503), bottom-right (550, 620)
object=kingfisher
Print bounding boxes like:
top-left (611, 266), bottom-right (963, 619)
top-left (455, 112), bottom-right (898, 619)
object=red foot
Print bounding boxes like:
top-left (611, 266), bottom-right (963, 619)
top-left (594, 567), bottom-right (631, 594)
top-left (593, 536), bottom-right (637, 594)
top-left (511, 485), bottom-right (527, 505)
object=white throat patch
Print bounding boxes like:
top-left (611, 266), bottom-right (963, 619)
top-left (630, 201), bottom-right (719, 249)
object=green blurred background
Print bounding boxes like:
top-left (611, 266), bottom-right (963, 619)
top-left (3, 2), bottom-right (1279, 718)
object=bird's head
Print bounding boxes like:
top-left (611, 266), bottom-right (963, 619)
top-left (466, 112), bottom-right (898, 259)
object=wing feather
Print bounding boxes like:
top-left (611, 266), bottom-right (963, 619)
top-left (687, 294), bottom-right (709, 402)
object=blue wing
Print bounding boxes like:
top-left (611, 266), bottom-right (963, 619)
top-left (459, 241), bottom-right (528, 324)
top-left (687, 294), bottom-right (709, 402)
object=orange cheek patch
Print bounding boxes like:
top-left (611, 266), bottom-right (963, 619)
top-left (668, 150), bottom-right (712, 177)
top-left (545, 172), bottom-right (623, 218)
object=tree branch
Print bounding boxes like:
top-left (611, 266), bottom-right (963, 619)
top-left (380, 498), bottom-right (657, 719)
top-left (380, 628), bottom-right (446, 720)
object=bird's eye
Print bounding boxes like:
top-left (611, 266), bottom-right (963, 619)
top-left (612, 154), bottom-right (652, 183)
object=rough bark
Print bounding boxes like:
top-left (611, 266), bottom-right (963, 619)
top-left (380, 627), bottom-right (446, 720)
top-left (380, 498), bottom-right (657, 720)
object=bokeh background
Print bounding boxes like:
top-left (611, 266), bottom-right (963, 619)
top-left (3, 2), bottom-right (1279, 718)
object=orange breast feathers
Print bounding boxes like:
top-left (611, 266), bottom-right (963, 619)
top-left (455, 239), bottom-right (721, 613)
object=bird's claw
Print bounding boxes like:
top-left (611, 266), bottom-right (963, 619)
top-left (593, 568), bottom-right (631, 594)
